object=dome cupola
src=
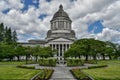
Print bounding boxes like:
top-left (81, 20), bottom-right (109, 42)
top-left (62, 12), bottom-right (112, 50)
top-left (52, 4), bottom-right (70, 20)
top-left (46, 4), bottom-right (76, 41)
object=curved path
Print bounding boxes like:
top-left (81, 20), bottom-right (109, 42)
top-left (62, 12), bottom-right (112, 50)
top-left (26, 64), bottom-right (90, 80)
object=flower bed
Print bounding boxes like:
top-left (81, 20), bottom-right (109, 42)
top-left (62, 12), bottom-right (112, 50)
top-left (66, 59), bottom-right (84, 66)
top-left (17, 65), bottom-right (35, 69)
top-left (38, 58), bottom-right (57, 67)
top-left (88, 64), bottom-right (108, 69)
top-left (70, 68), bottom-right (93, 80)
top-left (84, 60), bottom-right (97, 64)
top-left (32, 69), bottom-right (54, 80)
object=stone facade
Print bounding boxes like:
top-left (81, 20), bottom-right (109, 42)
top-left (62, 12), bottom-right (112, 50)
top-left (21, 5), bottom-right (77, 63)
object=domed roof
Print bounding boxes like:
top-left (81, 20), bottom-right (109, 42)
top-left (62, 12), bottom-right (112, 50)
top-left (52, 4), bottom-right (70, 19)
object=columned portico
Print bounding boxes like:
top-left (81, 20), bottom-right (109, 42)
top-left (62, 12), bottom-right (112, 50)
top-left (48, 37), bottom-right (74, 63)
top-left (50, 43), bottom-right (71, 62)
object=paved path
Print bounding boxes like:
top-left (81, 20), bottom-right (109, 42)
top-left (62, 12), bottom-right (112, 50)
top-left (49, 64), bottom-right (76, 80)
top-left (25, 64), bottom-right (94, 80)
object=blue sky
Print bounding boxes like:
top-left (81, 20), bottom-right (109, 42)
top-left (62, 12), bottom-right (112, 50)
top-left (0, 0), bottom-right (120, 43)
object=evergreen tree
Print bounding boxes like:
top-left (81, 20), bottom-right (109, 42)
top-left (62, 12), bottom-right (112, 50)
top-left (4, 27), bottom-right (8, 43)
top-left (12, 30), bottom-right (17, 43)
top-left (0, 23), bottom-right (4, 42)
top-left (5, 27), bottom-right (12, 44)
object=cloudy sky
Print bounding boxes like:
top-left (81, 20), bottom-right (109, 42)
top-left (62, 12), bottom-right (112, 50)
top-left (0, 0), bottom-right (120, 44)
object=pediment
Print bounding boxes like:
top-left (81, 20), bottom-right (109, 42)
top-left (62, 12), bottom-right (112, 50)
top-left (51, 38), bottom-right (72, 42)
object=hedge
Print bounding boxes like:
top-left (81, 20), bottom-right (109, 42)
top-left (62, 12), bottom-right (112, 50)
top-left (66, 59), bottom-right (84, 66)
top-left (17, 65), bottom-right (35, 69)
top-left (84, 60), bottom-right (97, 64)
top-left (38, 58), bottom-right (57, 67)
top-left (88, 64), bottom-right (108, 69)
top-left (32, 69), bottom-right (54, 80)
top-left (70, 68), bottom-right (93, 80)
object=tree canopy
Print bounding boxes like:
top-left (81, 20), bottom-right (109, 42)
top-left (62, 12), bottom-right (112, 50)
top-left (64, 38), bottom-right (120, 60)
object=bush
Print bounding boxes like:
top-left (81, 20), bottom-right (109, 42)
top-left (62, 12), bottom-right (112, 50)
top-left (66, 59), bottom-right (84, 66)
top-left (84, 60), bottom-right (97, 64)
top-left (38, 58), bottom-right (57, 67)
top-left (17, 65), bottom-right (35, 69)
top-left (27, 60), bottom-right (37, 64)
top-left (71, 68), bottom-right (92, 80)
top-left (88, 64), bottom-right (108, 69)
top-left (33, 69), bottom-right (54, 80)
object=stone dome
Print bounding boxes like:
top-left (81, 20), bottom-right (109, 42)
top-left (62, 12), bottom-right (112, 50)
top-left (52, 4), bottom-right (70, 20)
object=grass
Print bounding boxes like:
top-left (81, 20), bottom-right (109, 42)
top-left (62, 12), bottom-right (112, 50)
top-left (83, 60), bottom-right (120, 80)
top-left (0, 61), bottom-right (40, 80)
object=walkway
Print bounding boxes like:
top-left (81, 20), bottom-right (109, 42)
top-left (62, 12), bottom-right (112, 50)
top-left (25, 64), bottom-right (91, 80)
top-left (50, 64), bottom-right (76, 80)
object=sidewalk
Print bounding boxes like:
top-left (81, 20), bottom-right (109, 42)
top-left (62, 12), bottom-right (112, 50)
top-left (50, 64), bottom-right (76, 80)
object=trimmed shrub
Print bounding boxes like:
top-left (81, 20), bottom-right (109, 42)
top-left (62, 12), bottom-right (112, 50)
top-left (88, 64), bottom-right (108, 69)
top-left (66, 59), bottom-right (84, 66)
top-left (17, 65), bottom-right (35, 69)
top-left (71, 68), bottom-right (92, 80)
top-left (38, 58), bottom-right (57, 67)
top-left (33, 69), bottom-right (54, 80)
top-left (27, 60), bottom-right (37, 64)
top-left (84, 60), bottom-right (97, 64)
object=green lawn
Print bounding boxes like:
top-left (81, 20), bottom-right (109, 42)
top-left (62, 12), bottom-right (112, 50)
top-left (0, 61), bottom-right (40, 80)
top-left (83, 60), bottom-right (120, 80)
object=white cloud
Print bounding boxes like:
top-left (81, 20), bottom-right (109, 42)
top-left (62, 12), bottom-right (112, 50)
top-left (96, 28), bottom-right (120, 42)
top-left (0, 0), bottom-right (23, 11)
top-left (0, 0), bottom-right (120, 43)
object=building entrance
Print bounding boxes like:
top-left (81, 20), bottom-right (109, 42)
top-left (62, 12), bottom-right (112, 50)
top-left (50, 43), bottom-right (70, 64)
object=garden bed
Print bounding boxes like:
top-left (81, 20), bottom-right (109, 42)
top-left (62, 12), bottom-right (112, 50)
top-left (70, 68), bottom-right (93, 80)
top-left (17, 65), bottom-right (35, 69)
top-left (31, 69), bottom-right (54, 80)
top-left (88, 64), bottom-right (108, 69)
top-left (38, 58), bottom-right (57, 67)
top-left (84, 60), bottom-right (97, 64)
top-left (66, 59), bottom-right (84, 66)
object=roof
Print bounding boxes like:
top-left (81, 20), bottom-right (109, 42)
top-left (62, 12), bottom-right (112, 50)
top-left (52, 4), bottom-right (70, 20)
top-left (28, 40), bottom-right (46, 44)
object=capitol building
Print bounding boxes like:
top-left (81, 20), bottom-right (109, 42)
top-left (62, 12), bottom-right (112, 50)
top-left (22, 5), bottom-right (77, 62)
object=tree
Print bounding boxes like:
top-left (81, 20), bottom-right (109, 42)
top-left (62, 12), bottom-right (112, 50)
top-left (33, 46), bottom-right (42, 62)
top-left (0, 23), bottom-right (18, 44)
top-left (65, 38), bottom-right (110, 61)
top-left (73, 39), bottom-right (93, 61)
top-left (12, 30), bottom-right (17, 43)
top-left (105, 47), bottom-right (114, 60)
top-left (0, 23), bottom-right (4, 42)
top-left (40, 47), bottom-right (53, 58)
top-left (15, 45), bottom-right (25, 61)
top-left (114, 44), bottom-right (120, 59)
top-left (24, 46), bottom-right (33, 64)
top-left (5, 27), bottom-right (12, 44)
top-left (0, 43), bottom-right (15, 61)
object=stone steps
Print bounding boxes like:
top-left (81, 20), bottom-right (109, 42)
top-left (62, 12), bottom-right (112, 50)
top-left (50, 78), bottom-right (77, 80)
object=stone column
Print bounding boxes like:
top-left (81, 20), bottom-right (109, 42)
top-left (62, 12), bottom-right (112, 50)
top-left (52, 23), bottom-right (54, 30)
top-left (58, 44), bottom-right (60, 60)
top-left (62, 44), bottom-right (64, 57)
top-left (66, 22), bottom-right (68, 30)
top-left (54, 44), bottom-right (56, 57)
top-left (55, 44), bottom-right (57, 50)
top-left (65, 44), bottom-right (67, 51)
top-left (62, 44), bottom-right (64, 60)
top-left (51, 23), bottom-right (53, 30)
top-left (52, 44), bottom-right (53, 50)
top-left (70, 22), bottom-right (71, 30)
top-left (56, 22), bottom-right (58, 29)
top-left (54, 22), bottom-right (56, 30)
top-left (69, 44), bottom-right (70, 49)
